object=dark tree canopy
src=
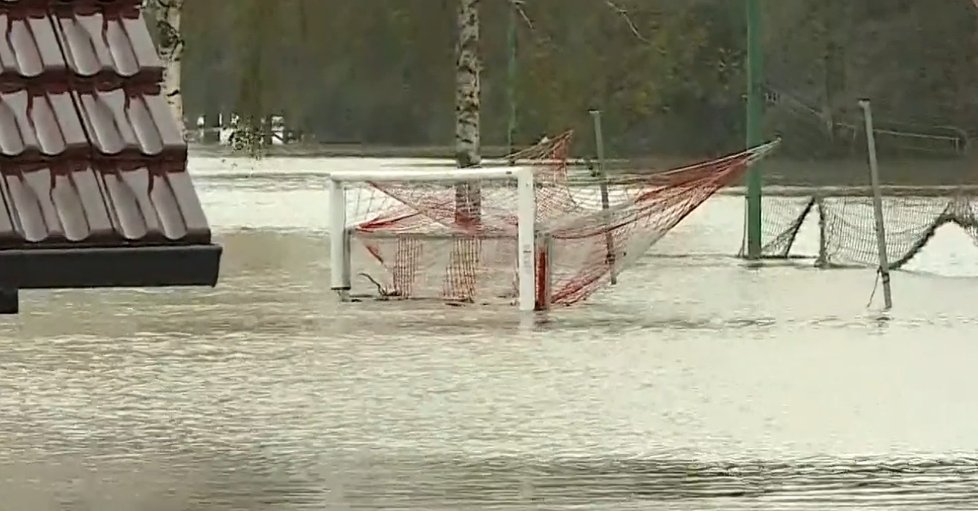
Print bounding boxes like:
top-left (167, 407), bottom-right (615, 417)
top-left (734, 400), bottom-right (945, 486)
top-left (157, 0), bottom-right (978, 157)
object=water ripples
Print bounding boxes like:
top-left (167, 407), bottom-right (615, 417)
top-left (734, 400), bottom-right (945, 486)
top-left (5, 164), bottom-right (978, 509)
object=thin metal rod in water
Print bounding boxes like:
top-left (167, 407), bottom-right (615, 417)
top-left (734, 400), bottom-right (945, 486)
top-left (589, 109), bottom-right (616, 285)
top-left (859, 99), bottom-right (893, 310)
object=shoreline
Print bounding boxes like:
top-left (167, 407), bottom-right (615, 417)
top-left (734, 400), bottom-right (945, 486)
top-left (188, 143), bottom-right (978, 189)
top-left (189, 142), bottom-right (531, 159)
top-left (186, 142), bottom-right (710, 167)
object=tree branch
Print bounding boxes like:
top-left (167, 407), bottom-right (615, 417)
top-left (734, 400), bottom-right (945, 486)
top-left (507, 0), bottom-right (647, 42)
top-left (508, 0), bottom-right (534, 31)
top-left (604, 0), bottom-right (648, 42)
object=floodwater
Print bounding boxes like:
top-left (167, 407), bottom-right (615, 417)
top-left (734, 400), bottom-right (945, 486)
top-left (3, 156), bottom-right (978, 510)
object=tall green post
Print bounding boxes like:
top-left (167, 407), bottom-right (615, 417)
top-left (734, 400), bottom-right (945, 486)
top-left (745, 0), bottom-right (763, 259)
top-left (506, 0), bottom-right (518, 157)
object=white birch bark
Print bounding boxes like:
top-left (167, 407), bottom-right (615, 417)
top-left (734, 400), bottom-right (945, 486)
top-left (455, 0), bottom-right (481, 224)
top-left (151, 0), bottom-right (185, 137)
top-left (455, 0), bottom-right (480, 167)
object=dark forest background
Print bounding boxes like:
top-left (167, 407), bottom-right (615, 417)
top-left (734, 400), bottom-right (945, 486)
top-left (160, 0), bottom-right (978, 157)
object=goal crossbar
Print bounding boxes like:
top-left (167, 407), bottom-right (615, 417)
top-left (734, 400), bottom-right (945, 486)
top-left (327, 166), bottom-right (541, 311)
top-left (325, 166), bottom-right (533, 183)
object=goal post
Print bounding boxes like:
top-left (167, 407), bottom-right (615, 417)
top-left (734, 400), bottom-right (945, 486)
top-left (325, 134), bottom-right (779, 312)
top-left (326, 166), bottom-right (541, 312)
top-left (327, 177), bottom-right (351, 299)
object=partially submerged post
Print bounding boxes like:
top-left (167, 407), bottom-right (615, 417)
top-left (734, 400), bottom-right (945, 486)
top-left (535, 233), bottom-right (553, 311)
top-left (858, 99), bottom-right (893, 310)
top-left (454, 0), bottom-right (482, 225)
top-left (745, 0), bottom-right (764, 259)
top-left (328, 178), bottom-right (351, 302)
top-left (0, 288), bottom-right (17, 314)
top-left (589, 109), bottom-right (616, 285)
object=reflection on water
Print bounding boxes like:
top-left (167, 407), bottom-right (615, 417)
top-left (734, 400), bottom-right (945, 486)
top-left (3, 156), bottom-right (978, 510)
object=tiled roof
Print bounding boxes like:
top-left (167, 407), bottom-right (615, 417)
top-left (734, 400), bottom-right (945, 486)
top-left (0, 0), bottom-right (207, 249)
top-left (54, 0), bottom-right (165, 82)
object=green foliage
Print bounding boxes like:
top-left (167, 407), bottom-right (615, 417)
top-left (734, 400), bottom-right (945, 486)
top-left (175, 0), bottom-right (978, 157)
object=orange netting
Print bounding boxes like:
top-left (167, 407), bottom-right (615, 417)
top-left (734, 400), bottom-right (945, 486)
top-left (347, 133), bottom-right (779, 306)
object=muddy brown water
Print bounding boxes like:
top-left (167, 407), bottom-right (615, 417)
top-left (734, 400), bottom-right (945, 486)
top-left (3, 156), bottom-right (978, 510)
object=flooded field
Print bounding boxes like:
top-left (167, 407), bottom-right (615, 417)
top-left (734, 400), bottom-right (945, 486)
top-left (3, 156), bottom-right (978, 510)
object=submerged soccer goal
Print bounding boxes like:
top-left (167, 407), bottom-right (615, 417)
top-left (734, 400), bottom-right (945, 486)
top-left (328, 166), bottom-right (542, 311)
top-left (328, 133), bottom-right (780, 311)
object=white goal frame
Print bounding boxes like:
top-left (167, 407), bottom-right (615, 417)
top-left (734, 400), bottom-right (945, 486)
top-left (327, 166), bottom-right (540, 311)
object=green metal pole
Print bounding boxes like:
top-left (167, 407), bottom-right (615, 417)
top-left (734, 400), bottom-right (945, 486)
top-left (745, 0), bottom-right (763, 259)
top-left (506, 0), bottom-right (518, 158)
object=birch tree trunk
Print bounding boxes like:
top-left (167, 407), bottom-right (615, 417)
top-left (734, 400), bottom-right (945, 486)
top-left (454, 0), bottom-right (481, 225)
top-left (151, 0), bottom-right (185, 137)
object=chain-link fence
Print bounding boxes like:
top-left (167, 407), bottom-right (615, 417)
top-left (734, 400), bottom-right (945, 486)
top-left (750, 0), bottom-right (978, 268)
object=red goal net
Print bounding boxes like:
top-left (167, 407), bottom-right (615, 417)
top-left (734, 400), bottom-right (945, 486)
top-left (345, 133), bottom-right (779, 306)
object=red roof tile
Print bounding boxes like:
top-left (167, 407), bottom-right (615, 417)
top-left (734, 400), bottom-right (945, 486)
top-left (53, 2), bottom-right (163, 82)
top-left (0, 86), bottom-right (88, 157)
top-left (0, 161), bottom-right (210, 246)
top-left (75, 83), bottom-right (186, 158)
top-left (0, 11), bottom-right (67, 81)
top-left (0, 0), bottom-right (210, 251)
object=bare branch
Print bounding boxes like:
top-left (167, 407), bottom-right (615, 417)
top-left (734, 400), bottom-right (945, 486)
top-left (505, 0), bottom-right (647, 45)
top-left (508, 0), bottom-right (534, 31)
top-left (604, 0), bottom-right (648, 42)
